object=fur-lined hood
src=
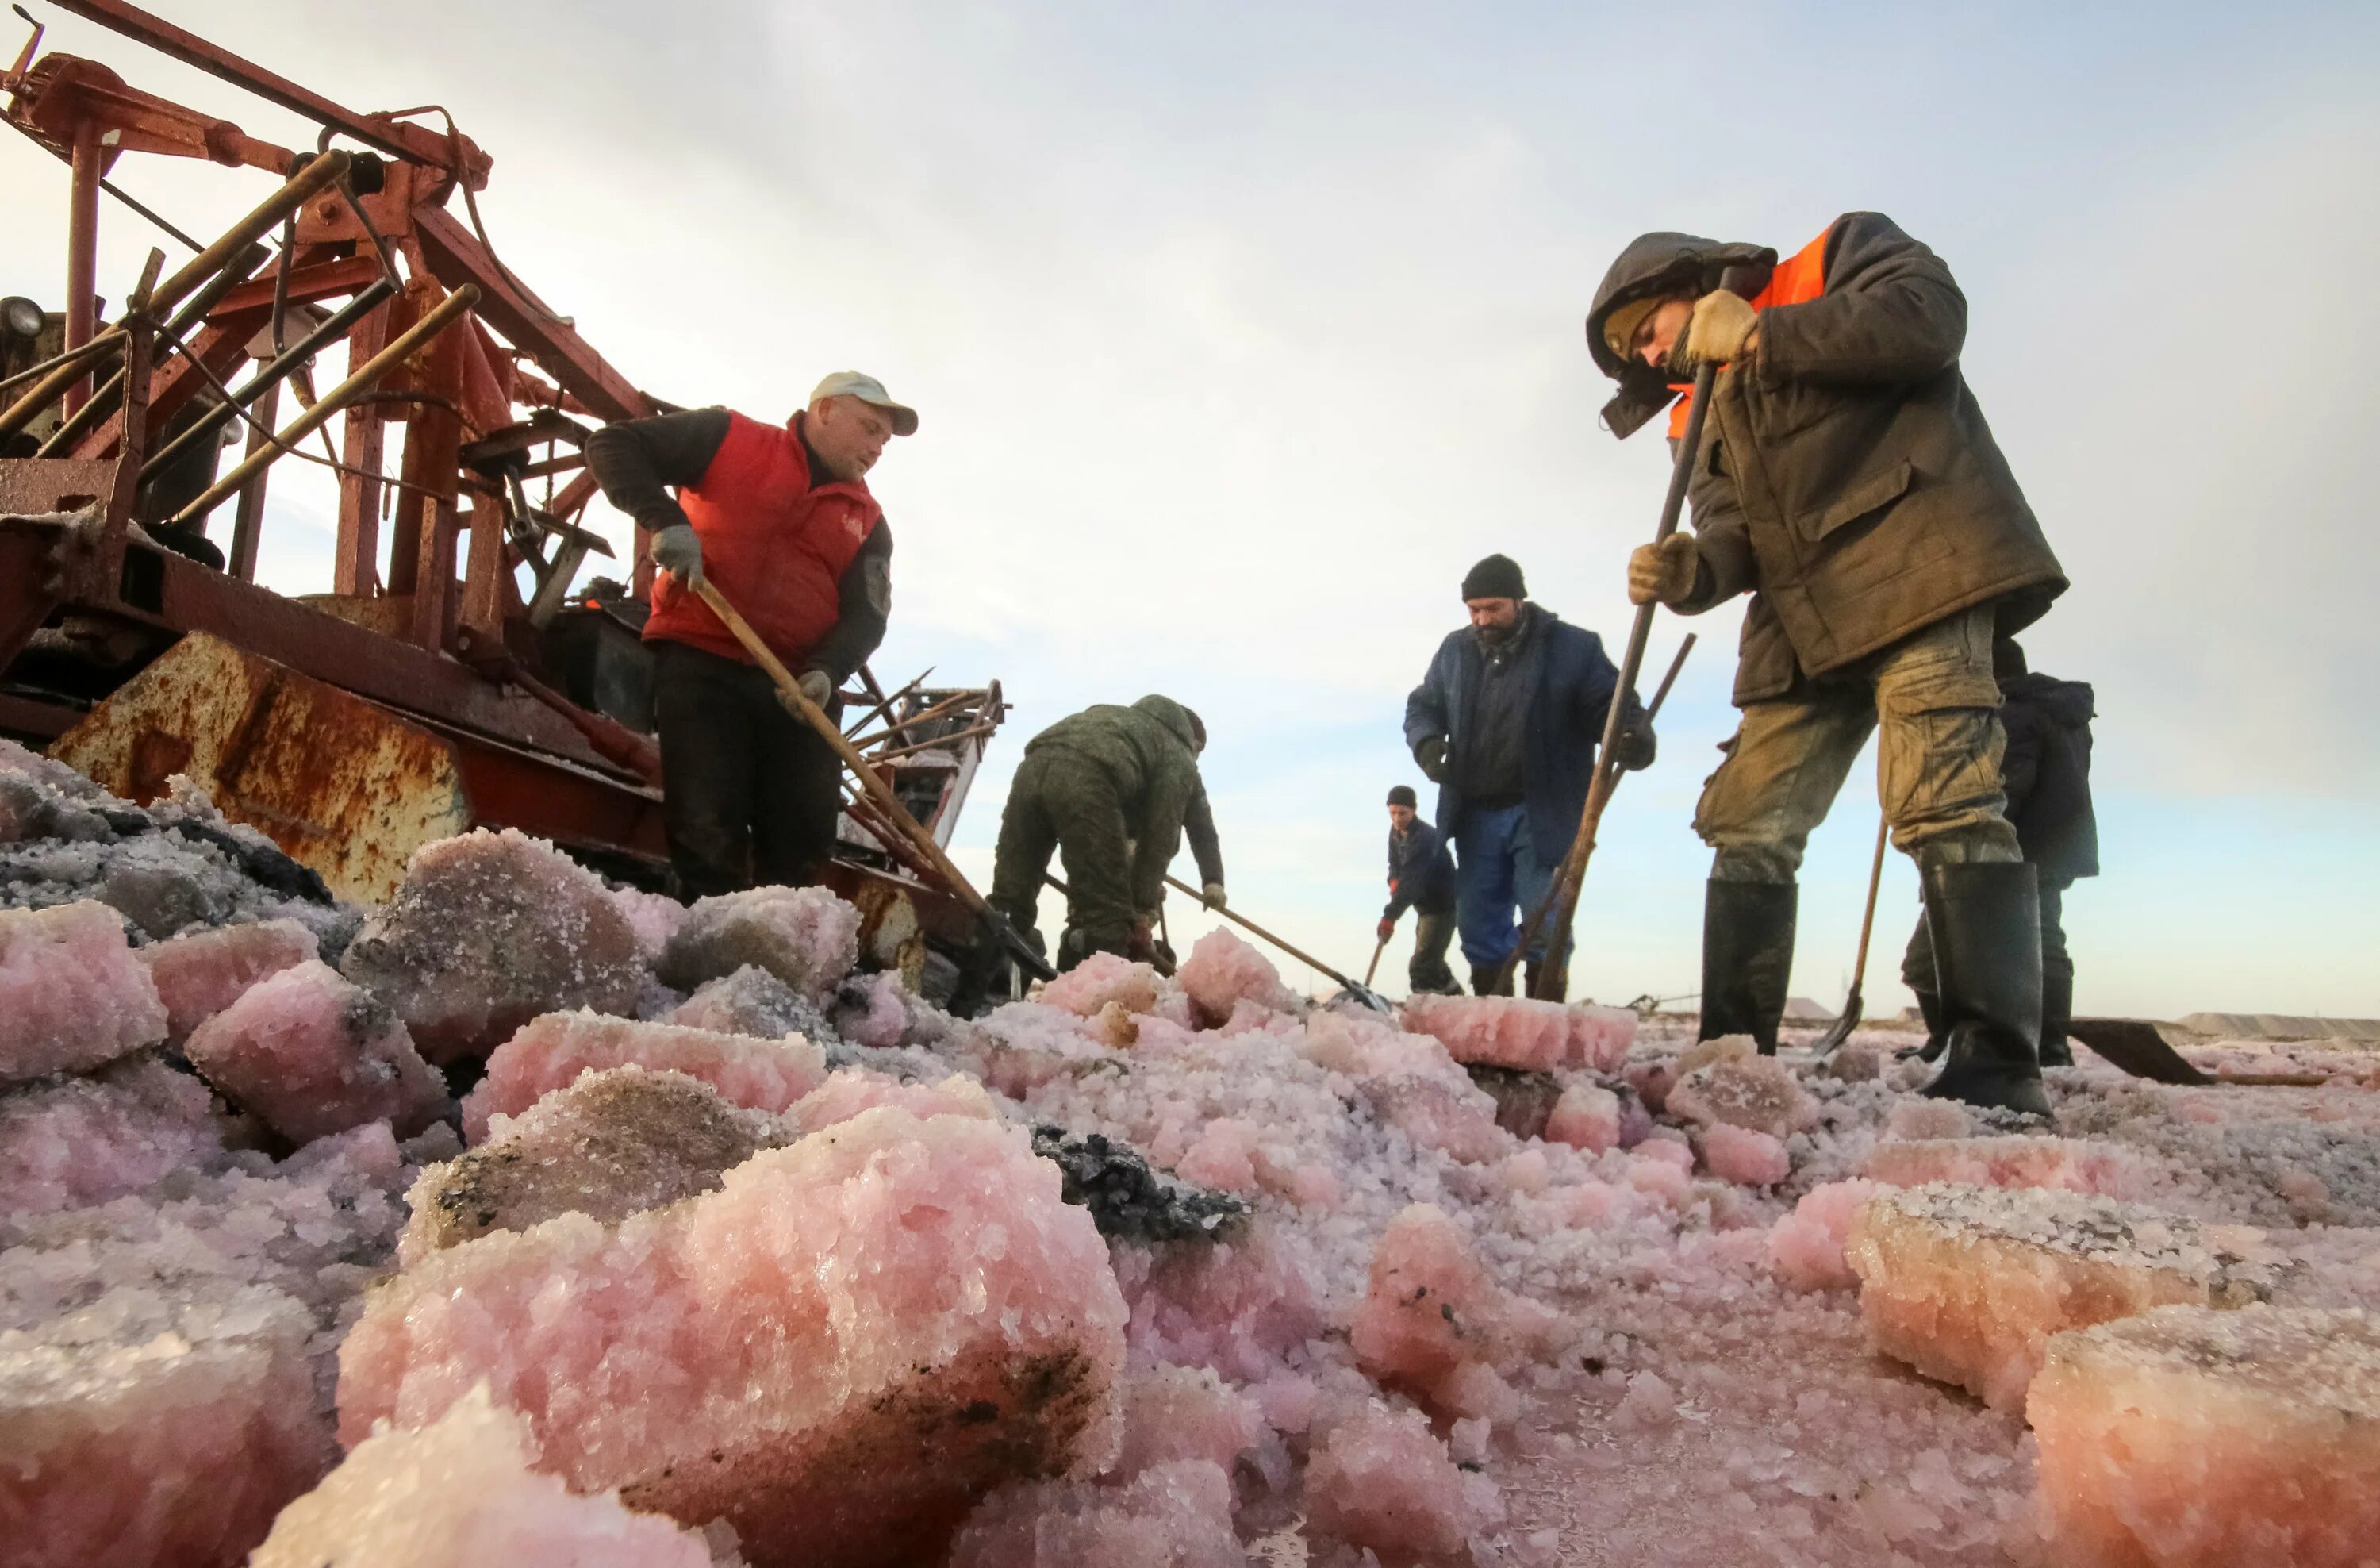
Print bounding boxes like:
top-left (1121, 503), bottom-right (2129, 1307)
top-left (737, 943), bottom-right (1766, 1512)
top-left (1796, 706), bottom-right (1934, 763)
top-left (1584, 231), bottom-right (1776, 440)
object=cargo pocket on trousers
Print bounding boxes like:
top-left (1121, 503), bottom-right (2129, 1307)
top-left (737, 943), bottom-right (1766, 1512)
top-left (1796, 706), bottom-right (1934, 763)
top-left (1879, 669), bottom-right (2005, 831)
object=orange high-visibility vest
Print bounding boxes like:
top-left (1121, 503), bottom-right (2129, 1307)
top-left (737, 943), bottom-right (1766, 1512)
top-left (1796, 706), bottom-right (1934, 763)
top-left (1664, 225), bottom-right (1832, 440)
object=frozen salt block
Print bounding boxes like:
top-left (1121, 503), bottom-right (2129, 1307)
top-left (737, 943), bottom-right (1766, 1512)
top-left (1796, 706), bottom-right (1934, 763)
top-left (339, 1109), bottom-right (1129, 1567)
top-left (2029, 1304), bottom-right (2380, 1568)
top-left (254, 1382), bottom-right (719, 1566)
top-left (1846, 1182), bottom-right (2282, 1411)
top-left (947, 1459), bottom-right (1242, 1568)
top-left (1174, 928), bottom-right (1298, 1025)
top-left (1769, 1178), bottom-right (1881, 1293)
top-left (0, 900), bottom-right (167, 1082)
top-left (1352, 1203), bottom-right (1552, 1416)
top-left (1361, 1073), bottom-right (1512, 1164)
top-left (1545, 1082), bottom-right (1622, 1153)
top-left (667, 963), bottom-right (832, 1040)
top-left (1864, 1135), bottom-right (2145, 1198)
top-left (0, 1281), bottom-right (332, 1568)
top-left (338, 828), bottom-right (646, 1062)
top-left (185, 960), bottom-right (445, 1145)
top-left (608, 884), bottom-right (687, 964)
top-left (789, 1067), bottom-right (999, 1136)
top-left (1701, 1122), bottom-right (1791, 1186)
top-left (1038, 951), bottom-right (1165, 1019)
top-left (1667, 1052), bottom-right (1818, 1139)
top-left (463, 1009), bottom-right (828, 1141)
top-left (656, 883), bottom-right (861, 999)
top-left (1403, 993), bottom-right (1573, 1071)
top-left (0, 1054), bottom-right (228, 1217)
top-left (401, 1066), bottom-right (777, 1261)
top-left (1305, 1401), bottom-right (1502, 1558)
top-left (1111, 1365), bottom-right (1264, 1482)
top-left (137, 917), bottom-right (317, 1042)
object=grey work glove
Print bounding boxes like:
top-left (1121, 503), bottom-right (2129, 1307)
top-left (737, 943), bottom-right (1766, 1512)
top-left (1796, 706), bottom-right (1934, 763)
top-left (649, 522), bottom-right (704, 589)
top-left (1415, 736), bottom-right (1449, 784)
top-left (776, 669), bottom-right (834, 721)
top-left (1628, 532), bottom-right (1699, 608)
top-left (1200, 882), bottom-right (1227, 911)
top-left (1613, 722), bottom-right (1657, 773)
top-left (1680, 289), bottom-right (1758, 368)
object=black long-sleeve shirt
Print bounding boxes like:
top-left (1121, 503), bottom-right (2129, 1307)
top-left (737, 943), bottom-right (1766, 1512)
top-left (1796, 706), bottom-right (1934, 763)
top-left (584, 408), bottom-right (894, 681)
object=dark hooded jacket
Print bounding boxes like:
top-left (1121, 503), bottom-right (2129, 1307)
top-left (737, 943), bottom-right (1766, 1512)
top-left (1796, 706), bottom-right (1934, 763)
top-left (1385, 817), bottom-right (1457, 920)
top-left (1022, 694), bottom-right (1207, 912)
top-left (1998, 668), bottom-right (2098, 882)
top-left (1584, 213), bottom-right (2066, 705)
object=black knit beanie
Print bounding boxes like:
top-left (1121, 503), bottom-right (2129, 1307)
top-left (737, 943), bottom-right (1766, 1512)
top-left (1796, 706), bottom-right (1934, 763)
top-left (1461, 554), bottom-right (1526, 601)
top-left (1387, 785), bottom-right (1418, 809)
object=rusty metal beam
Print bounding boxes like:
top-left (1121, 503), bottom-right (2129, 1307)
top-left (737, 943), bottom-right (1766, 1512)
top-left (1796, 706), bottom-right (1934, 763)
top-left (413, 206), bottom-right (651, 425)
top-left (206, 256), bottom-right (382, 317)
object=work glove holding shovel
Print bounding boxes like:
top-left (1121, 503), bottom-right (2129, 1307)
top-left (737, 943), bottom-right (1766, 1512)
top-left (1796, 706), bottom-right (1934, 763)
top-left (1628, 532), bottom-right (1701, 609)
top-left (649, 522), bottom-right (705, 593)
top-left (775, 669), bottom-right (835, 719)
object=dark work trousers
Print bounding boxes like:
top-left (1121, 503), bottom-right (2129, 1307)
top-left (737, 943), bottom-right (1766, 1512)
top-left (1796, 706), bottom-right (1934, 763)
top-left (651, 639), bottom-right (840, 899)
top-left (1409, 906), bottom-right (1460, 994)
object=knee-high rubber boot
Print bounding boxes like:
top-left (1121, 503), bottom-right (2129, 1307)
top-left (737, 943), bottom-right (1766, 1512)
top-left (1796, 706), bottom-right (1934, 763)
top-left (2039, 968), bottom-right (2075, 1068)
top-left (1699, 880), bottom-right (1797, 1055)
top-left (1910, 986), bottom-right (1947, 1062)
top-left (1917, 862), bottom-right (2052, 1117)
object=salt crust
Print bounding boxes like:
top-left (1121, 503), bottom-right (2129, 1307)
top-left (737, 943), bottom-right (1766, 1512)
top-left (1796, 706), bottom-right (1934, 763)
top-left (1864, 1133), bottom-right (2147, 1198)
top-left (666, 962), bottom-right (836, 1043)
top-left (462, 1008), bottom-right (829, 1140)
top-left (184, 959), bottom-right (446, 1144)
top-left (252, 1382), bottom-right (723, 1566)
top-left (1403, 994), bottom-right (1637, 1073)
top-left (1668, 1051), bottom-right (1819, 1139)
top-left (656, 882), bottom-right (860, 999)
top-left (1176, 928), bottom-right (1299, 1023)
top-left (137, 916), bottom-right (317, 1040)
top-left (0, 899), bottom-right (167, 1082)
top-left (0, 1054), bottom-right (228, 1217)
top-left (1038, 951), bottom-right (1165, 1018)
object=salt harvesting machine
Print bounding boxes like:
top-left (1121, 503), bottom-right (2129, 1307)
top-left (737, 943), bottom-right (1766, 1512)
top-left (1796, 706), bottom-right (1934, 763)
top-left (0, 1), bottom-right (1005, 990)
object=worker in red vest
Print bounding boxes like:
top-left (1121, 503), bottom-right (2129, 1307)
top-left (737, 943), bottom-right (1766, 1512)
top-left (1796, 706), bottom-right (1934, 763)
top-left (1585, 215), bottom-right (2066, 1116)
top-left (585, 371), bottom-right (913, 897)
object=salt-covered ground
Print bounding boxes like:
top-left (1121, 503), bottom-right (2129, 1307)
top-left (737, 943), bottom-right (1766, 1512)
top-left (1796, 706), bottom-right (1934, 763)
top-left (3, 741), bottom-right (2376, 1566)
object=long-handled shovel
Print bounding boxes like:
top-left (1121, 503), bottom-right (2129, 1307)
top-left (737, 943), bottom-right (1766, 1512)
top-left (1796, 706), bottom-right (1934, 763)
top-left (1364, 934), bottom-right (1389, 990)
top-left (693, 579), bottom-right (1054, 982)
top-left (1813, 817), bottom-right (1890, 1055)
top-left (1163, 874), bottom-right (1393, 1013)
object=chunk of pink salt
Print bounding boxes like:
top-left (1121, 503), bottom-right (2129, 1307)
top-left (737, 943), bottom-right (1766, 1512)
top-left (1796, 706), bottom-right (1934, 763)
top-left (1544, 1082), bottom-right (1622, 1153)
top-left (1845, 1182), bottom-right (2280, 1411)
top-left (837, 970), bottom-right (909, 1048)
top-left (1402, 993), bottom-right (1575, 1072)
top-left (1173, 928), bottom-right (1297, 1025)
top-left (337, 828), bottom-right (646, 1062)
top-left (1111, 1365), bottom-right (1264, 1482)
top-left (1700, 1122), bottom-right (1791, 1186)
top-left (1304, 1401), bottom-right (1501, 1558)
top-left (608, 885), bottom-right (687, 964)
top-left (2029, 1305), bottom-right (2380, 1568)
top-left (1038, 952), bottom-right (1165, 1018)
top-left (1113, 1225), bottom-right (1325, 1385)
top-left (1296, 1009), bottom-right (1472, 1090)
top-left (1351, 1202), bottom-right (1551, 1417)
top-left (1864, 1135), bottom-right (2147, 1198)
top-left (251, 1383), bottom-right (717, 1567)
top-left (1174, 1116), bottom-right (1262, 1194)
top-left (656, 883), bottom-right (860, 999)
top-left (338, 1109), bottom-right (1128, 1568)
top-left (0, 900), bottom-right (167, 1082)
top-left (786, 1067), bottom-right (999, 1136)
top-left (185, 960), bottom-right (445, 1144)
top-left (1666, 1053), bottom-right (1818, 1139)
top-left (1566, 1003), bottom-right (1639, 1071)
top-left (1361, 1073), bottom-right (1513, 1163)
top-left (946, 1459), bottom-right (1242, 1568)
top-left (0, 1054), bottom-right (228, 1216)
top-left (138, 917), bottom-right (317, 1042)
top-left (463, 1009), bottom-right (827, 1141)
top-left (1768, 1178), bottom-right (1881, 1293)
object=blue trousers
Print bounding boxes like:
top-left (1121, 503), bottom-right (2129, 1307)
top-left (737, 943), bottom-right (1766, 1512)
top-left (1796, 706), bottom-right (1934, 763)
top-left (1452, 803), bottom-right (1571, 969)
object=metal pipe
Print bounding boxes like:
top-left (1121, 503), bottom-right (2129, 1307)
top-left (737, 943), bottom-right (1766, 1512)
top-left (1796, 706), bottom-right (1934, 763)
top-left (167, 282), bottom-right (478, 526)
top-left (63, 119), bottom-right (102, 415)
top-left (137, 277), bottom-right (393, 479)
top-left (34, 239), bottom-right (272, 457)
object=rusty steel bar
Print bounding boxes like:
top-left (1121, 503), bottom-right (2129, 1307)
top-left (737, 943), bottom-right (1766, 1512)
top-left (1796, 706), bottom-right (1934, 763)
top-left (866, 720), bottom-right (998, 766)
top-left (167, 281), bottom-right (478, 526)
top-left (63, 118), bottom-right (102, 415)
top-left (137, 277), bottom-right (393, 479)
top-left (34, 238), bottom-right (270, 457)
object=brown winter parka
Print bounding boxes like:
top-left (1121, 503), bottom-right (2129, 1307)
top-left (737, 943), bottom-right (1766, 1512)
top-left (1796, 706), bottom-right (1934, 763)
top-left (1584, 213), bottom-right (2066, 705)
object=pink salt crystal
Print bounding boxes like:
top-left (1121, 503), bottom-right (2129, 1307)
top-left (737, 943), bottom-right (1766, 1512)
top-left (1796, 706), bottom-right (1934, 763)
top-left (1440, 1359), bottom-right (1523, 1426)
top-left (1174, 928), bottom-right (1298, 1024)
top-left (1701, 1122), bottom-right (1791, 1186)
top-left (338, 1109), bottom-right (1128, 1567)
top-left (839, 970), bottom-right (910, 1048)
top-left (1883, 1097), bottom-right (1975, 1141)
top-left (964, 1001), bottom-right (1118, 1093)
top-left (184, 960), bottom-right (445, 1145)
top-left (1768, 1178), bottom-right (1881, 1293)
top-left (463, 1009), bottom-right (827, 1140)
top-left (338, 828), bottom-right (646, 1062)
top-left (138, 917), bottom-right (317, 1042)
top-left (1111, 1365), bottom-right (1265, 1482)
top-left (608, 884), bottom-right (687, 963)
top-left (1566, 1004), bottom-right (1637, 1071)
top-left (1666, 1053), bottom-right (1818, 1139)
top-left (787, 1067), bottom-right (999, 1136)
top-left (251, 1383), bottom-right (717, 1567)
top-left (1624, 1155), bottom-right (1693, 1207)
top-left (1864, 1134), bottom-right (2145, 1198)
top-left (1115, 1226), bottom-right (1324, 1385)
top-left (2029, 1305), bottom-right (2380, 1568)
top-left (1544, 1082), bottom-right (1622, 1153)
top-left (0, 1054), bottom-right (227, 1216)
top-left (666, 964), bottom-right (822, 1039)
top-left (946, 1459), bottom-right (1242, 1568)
top-left (1282, 1161), bottom-right (1342, 1209)
top-left (1402, 993), bottom-right (1575, 1071)
top-left (0, 1282), bottom-right (332, 1568)
top-left (1361, 1073), bottom-right (1512, 1163)
top-left (1500, 1147), bottom-right (1552, 1195)
top-left (0, 900), bottom-right (167, 1082)
top-left (656, 883), bottom-right (860, 998)
top-left (1846, 1182), bottom-right (2281, 1411)
top-left (1352, 1203), bottom-right (1547, 1416)
top-left (1305, 1401), bottom-right (1499, 1558)
top-left (1247, 1371), bottom-right (1319, 1435)
top-left (1175, 1116), bottom-right (1262, 1194)
top-left (1622, 1056), bottom-right (1677, 1114)
top-left (1636, 1134), bottom-right (1695, 1171)
top-left (1038, 951), bottom-right (1165, 1018)
top-left (1297, 1009), bottom-right (1472, 1089)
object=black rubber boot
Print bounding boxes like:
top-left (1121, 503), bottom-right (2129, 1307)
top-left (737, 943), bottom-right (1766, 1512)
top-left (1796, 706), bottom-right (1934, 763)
top-left (1523, 959), bottom-right (1568, 1003)
top-left (1699, 880), bottom-right (1797, 1054)
top-left (1470, 962), bottom-right (1515, 998)
top-left (1917, 862), bottom-right (2052, 1117)
top-left (1910, 986), bottom-right (1947, 1062)
top-left (2039, 968), bottom-right (2075, 1068)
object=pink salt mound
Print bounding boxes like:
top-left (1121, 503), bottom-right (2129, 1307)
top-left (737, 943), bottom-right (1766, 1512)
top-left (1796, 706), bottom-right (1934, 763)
top-left (1174, 928), bottom-right (1298, 1024)
top-left (1701, 1121), bottom-right (1791, 1186)
top-left (946, 1460), bottom-right (1242, 1568)
top-left (1403, 993), bottom-right (1574, 1071)
top-left (2029, 1304), bottom-right (2380, 1568)
top-left (1666, 1051), bottom-right (1818, 1139)
top-left (339, 1109), bottom-right (1128, 1568)
top-left (1864, 1134), bottom-right (2145, 1198)
top-left (463, 1008), bottom-right (828, 1141)
top-left (338, 828), bottom-right (646, 1062)
top-left (1304, 1401), bottom-right (1502, 1558)
top-left (608, 885), bottom-right (687, 963)
top-left (252, 1383), bottom-right (719, 1567)
top-left (1544, 1082), bottom-right (1622, 1153)
top-left (0, 899), bottom-right (167, 1082)
top-left (656, 883), bottom-right (860, 999)
top-left (1846, 1181), bottom-right (2280, 1411)
top-left (1351, 1202), bottom-right (1551, 1419)
top-left (1361, 1072), bottom-right (1513, 1163)
top-left (1768, 1178), bottom-right (1881, 1293)
top-left (0, 1281), bottom-right (331, 1568)
top-left (138, 917), bottom-right (317, 1042)
top-left (0, 1054), bottom-right (228, 1216)
top-left (186, 959), bottom-right (446, 1144)
top-left (787, 1067), bottom-right (999, 1136)
top-left (1037, 951), bottom-right (1165, 1019)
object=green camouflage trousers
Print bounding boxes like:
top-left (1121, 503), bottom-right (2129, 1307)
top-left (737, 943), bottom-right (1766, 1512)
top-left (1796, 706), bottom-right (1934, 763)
top-left (1695, 605), bottom-right (2021, 884)
top-left (988, 749), bottom-right (1136, 952)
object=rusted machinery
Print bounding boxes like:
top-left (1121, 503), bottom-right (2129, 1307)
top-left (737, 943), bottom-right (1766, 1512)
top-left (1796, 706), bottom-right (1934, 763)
top-left (0, 1), bottom-right (1005, 965)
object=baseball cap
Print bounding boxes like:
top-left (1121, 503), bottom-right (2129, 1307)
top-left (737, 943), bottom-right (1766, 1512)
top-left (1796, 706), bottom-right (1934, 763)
top-left (808, 371), bottom-right (918, 436)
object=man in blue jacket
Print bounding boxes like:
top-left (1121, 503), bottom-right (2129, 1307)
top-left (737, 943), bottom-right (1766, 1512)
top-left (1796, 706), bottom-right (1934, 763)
top-left (1404, 555), bottom-right (1654, 1000)
top-left (1379, 785), bottom-right (1461, 995)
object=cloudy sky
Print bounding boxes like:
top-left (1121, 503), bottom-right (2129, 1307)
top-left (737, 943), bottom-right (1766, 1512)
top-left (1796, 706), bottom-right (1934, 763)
top-left (5, 1), bottom-right (2374, 1017)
